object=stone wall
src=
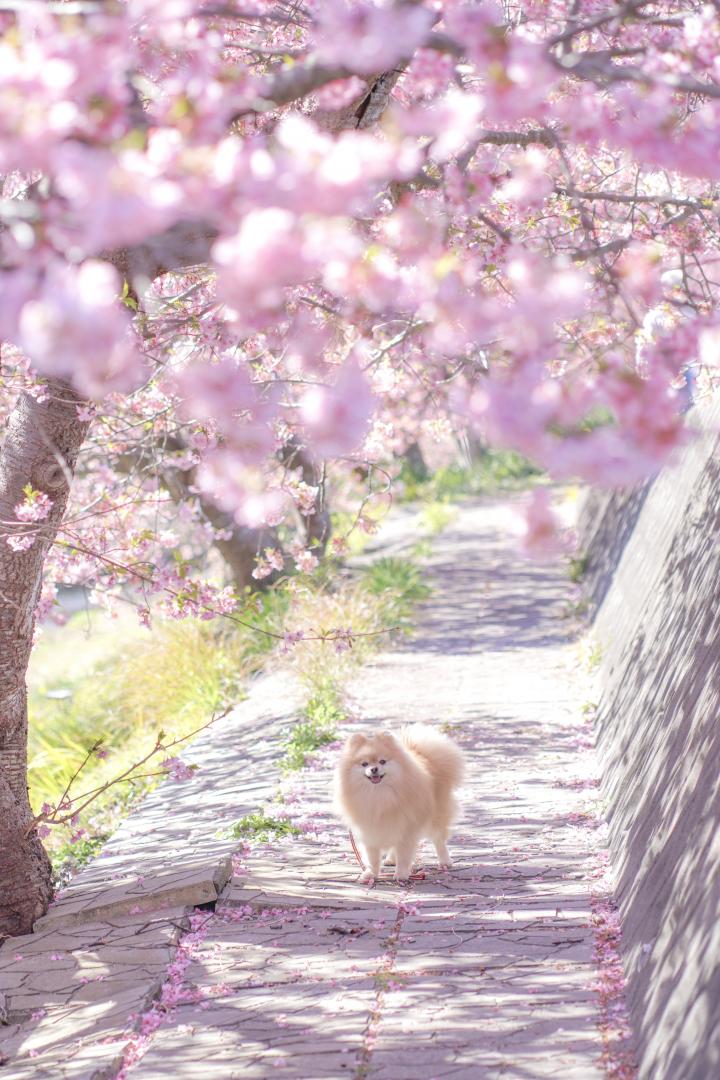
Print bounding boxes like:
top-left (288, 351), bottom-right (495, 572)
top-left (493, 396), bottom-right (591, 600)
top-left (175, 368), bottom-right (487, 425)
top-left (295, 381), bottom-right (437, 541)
top-left (579, 397), bottom-right (720, 1080)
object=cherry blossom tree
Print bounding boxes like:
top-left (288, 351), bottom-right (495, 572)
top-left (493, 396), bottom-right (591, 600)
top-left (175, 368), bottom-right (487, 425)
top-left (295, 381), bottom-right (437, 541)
top-left (2, 0), bottom-right (720, 934)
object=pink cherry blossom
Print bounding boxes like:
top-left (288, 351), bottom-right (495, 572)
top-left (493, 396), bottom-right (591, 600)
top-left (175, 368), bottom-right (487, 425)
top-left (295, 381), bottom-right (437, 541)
top-left (17, 260), bottom-right (143, 399)
top-left (48, 141), bottom-right (184, 255)
top-left (212, 209), bottom-right (316, 330)
top-left (6, 533), bottom-right (37, 553)
top-left (172, 355), bottom-right (264, 432)
top-left (314, 1), bottom-right (434, 76)
top-left (14, 490), bottom-right (52, 523)
top-left (252, 547), bottom-right (285, 580)
top-left (1, 4), bottom-right (720, 894)
top-left (316, 77), bottom-right (367, 111)
top-left (161, 757), bottom-right (196, 782)
top-left (396, 89), bottom-right (484, 163)
top-left (300, 352), bottom-right (377, 458)
top-left (519, 489), bottom-right (571, 560)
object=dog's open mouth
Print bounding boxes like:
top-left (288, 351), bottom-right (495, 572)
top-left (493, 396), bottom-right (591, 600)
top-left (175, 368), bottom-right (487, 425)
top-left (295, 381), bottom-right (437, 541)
top-left (368, 773), bottom-right (385, 784)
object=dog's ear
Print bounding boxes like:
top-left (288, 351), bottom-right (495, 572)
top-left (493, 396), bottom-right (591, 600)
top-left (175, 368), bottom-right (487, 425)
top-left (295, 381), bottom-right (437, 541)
top-left (378, 730), bottom-right (397, 744)
top-left (347, 732), bottom-right (365, 747)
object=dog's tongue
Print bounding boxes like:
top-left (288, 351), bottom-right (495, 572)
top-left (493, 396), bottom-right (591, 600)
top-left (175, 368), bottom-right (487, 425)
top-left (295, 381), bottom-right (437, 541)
top-left (370, 775), bottom-right (383, 784)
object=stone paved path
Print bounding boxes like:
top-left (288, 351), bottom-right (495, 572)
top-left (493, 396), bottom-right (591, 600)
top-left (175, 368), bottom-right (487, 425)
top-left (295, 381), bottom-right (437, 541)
top-left (0, 496), bottom-right (623, 1079)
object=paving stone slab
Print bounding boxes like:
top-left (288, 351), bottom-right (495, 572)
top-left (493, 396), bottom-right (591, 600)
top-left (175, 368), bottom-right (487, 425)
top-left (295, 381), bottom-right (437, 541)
top-left (0, 908), bottom-right (187, 1014)
top-left (371, 971), bottom-right (603, 1078)
top-left (135, 980), bottom-right (377, 1078)
top-left (0, 908), bottom-right (189, 1078)
top-left (178, 907), bottom-right (391, 990)
top-left (33, 858), bottom-right (231, 933)
top-left (0, 987), bottom-right (151, 1080)
top-left (0, 497), bottom-right (626, 1079)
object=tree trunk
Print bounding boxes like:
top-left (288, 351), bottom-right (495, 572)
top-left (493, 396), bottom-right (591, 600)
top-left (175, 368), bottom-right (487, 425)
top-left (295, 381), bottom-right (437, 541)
top-left (463, 430), bottom-right (488, 464)
top-left (116, 434), bottom-right (278, 591)
top-left (159, 449), bottom-right (277, 590)
top-left (0, 382), bottom-right (89, 936)
top-left (278, 436), bottom-right (332, 555)
top-left (403, 440), bottom-right (430, 482)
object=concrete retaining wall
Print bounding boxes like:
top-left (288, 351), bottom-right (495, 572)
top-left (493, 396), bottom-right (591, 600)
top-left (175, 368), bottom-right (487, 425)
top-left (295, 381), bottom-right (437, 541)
top-left (579, 398), bottom-right (720, 1080)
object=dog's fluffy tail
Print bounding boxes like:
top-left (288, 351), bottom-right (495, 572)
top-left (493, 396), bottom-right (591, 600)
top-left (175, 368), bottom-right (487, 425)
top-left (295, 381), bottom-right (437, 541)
top-left (400, 723), bottom-right (465, 790)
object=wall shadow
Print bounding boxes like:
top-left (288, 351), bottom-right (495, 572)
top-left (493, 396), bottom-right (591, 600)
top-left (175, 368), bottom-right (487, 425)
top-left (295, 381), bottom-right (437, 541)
top-left (586, 426), bottom-right (720, 1079)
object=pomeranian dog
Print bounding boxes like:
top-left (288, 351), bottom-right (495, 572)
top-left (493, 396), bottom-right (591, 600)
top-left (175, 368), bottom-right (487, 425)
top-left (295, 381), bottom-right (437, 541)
top-left (334, 725), bottom-right (465, 883)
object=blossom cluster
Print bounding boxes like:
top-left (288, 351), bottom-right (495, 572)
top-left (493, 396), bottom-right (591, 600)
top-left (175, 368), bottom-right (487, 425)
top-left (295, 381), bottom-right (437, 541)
top-left (2, 0), bottom-right (719, 614)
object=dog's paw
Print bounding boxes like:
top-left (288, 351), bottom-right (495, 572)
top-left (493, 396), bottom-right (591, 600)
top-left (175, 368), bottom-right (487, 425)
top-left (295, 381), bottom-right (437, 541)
top-left (359, 868), bottom-right (375, 886)
top-left (438, 861), bottom-right (454, 871)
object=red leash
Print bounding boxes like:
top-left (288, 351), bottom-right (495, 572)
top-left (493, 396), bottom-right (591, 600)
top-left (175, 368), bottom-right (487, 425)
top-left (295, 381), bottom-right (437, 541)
top-left (348, 830), bottom-right (426, 881)
top-left (349, 829), bottom-right (365, 868)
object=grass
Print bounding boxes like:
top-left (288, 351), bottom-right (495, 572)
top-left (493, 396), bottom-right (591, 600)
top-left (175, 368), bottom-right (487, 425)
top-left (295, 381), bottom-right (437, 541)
top-left (280, 686), bottom-right (346, 773)
top-left (562, 596), bottom-right (590, 619)
top-left (361, 556), bottom-right (432, 629)
top-left (53, 832), bottom-right (110, 890)
top-left (568, 554), bottom-right (589, 584)
top-left (225, 811), bottom-right (301, 843)
top-left (329, 505), bottom-right (389, 555)
top-left (276, 551), bottom-right (433, 773)
top-left (29, 527), bottom-right (433, 880)
top-left (420, 501), bottom-right (458, 534)
top-left (587, 642), bottom-right (603, 670)
top-left (580, 636), bottom-right (603, 671)
top-left (411, 538), bottom-right (433, 560)
top-left (27, 589), bottom-right (288, 874)
top-left (398, 448), bottom-right (543, 504)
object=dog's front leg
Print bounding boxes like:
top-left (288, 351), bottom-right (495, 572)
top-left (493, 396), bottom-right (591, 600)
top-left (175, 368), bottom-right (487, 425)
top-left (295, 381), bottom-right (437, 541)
top-left (433, 831), bottom-right (453, 870)
top-left (359, 844), bottom-right (381, 884)
top-left (394, 835), bottom-right (419, 882)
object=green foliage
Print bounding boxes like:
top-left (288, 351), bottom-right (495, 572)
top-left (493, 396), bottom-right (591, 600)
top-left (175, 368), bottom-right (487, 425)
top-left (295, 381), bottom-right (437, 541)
top-left (329, 508), bottom-right (386, 555)
top-left (587, 641), bottom-right (603, 670)
top-left (304, 684), bottom-right (347, 731)
top-left (411, 538), bottom-right (433, 560)
top-left (361, 556), bottom-right (431, 629)
top-left (575, 405), bottom-right (614, 434)
top-left (568, 554), bottom-right (589, 584)
top-left (330, 510), bottom-right (368, 555)
top-left (420, 501), bottom-right (458, 534)
top-left (280, 684), bottom-right (346, 772)
top-left (30, 621), bottom-right (235, 807)
top-left (27, 594), bottom-right (288, 867)
top-left (399, 449), bottom-right (543, 503)
top-left (362, 555), bottom-right (430, 600)
top-left (562, 596), bottom-right (590, 619)
top-left (226, 811), bottom-right (301, 843)
top-left (52, 832), bottom-right (109, 889)
top-left (235, 585), bottom-right (290, 659)
top-left (397, 453), bottom-right (429, 495)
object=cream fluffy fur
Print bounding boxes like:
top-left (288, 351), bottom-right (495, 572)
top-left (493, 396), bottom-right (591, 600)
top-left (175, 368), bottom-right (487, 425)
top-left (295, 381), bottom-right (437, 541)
top-left (334, 724), bottom-right (465, 883)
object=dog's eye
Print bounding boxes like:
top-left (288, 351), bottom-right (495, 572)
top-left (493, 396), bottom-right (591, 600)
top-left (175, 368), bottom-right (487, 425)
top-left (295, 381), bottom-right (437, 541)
top-left (361, 761), bottom-right (369, 768)
top-left (379, 759), bottom-right (386, 765)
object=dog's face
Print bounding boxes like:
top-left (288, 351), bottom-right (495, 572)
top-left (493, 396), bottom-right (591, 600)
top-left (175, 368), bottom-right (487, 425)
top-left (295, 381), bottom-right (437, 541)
top-left (342, 731), bottom-right (401, 787)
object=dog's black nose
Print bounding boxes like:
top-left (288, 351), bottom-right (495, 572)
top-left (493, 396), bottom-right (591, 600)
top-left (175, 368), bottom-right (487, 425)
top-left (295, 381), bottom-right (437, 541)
top-left (370, 765), bottom-right (379, 774)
